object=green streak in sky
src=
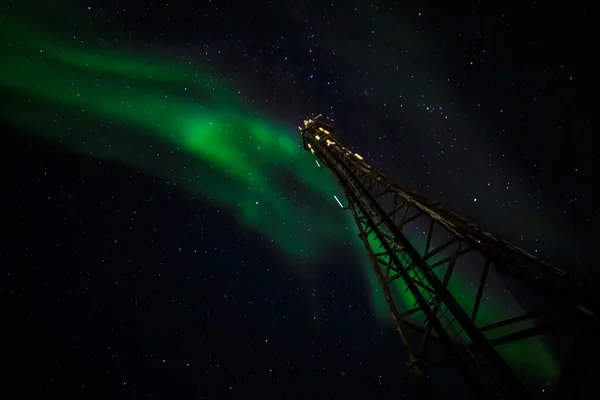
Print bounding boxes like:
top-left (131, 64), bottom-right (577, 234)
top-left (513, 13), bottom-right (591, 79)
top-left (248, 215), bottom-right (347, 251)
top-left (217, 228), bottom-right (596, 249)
top-left (0, 3), bottom-right (558, 387)
top-left (0, 6), bottom-right (351, 263)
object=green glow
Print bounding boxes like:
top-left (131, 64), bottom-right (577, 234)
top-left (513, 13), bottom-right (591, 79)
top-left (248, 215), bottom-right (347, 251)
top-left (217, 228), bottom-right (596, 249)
top-left (0, 6), bottom-right (351, 263)
top-left (1, 3), bottom-right (558, 387)
top-left (361, 228), bottom-right (559, 384)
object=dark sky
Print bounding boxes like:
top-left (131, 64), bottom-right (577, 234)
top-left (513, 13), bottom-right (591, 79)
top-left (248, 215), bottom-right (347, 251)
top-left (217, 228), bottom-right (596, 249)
top-left (1, 0), bottom-right (596, 399)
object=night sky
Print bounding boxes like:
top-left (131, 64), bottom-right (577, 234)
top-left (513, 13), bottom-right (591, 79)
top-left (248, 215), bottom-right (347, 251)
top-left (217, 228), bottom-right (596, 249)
top-left (1, 1), bottom-right (596, 399)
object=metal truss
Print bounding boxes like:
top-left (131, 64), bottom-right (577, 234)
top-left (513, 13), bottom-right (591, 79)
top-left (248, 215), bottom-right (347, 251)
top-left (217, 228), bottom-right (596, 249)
top-left (299, 115), bottom-right (597, 399)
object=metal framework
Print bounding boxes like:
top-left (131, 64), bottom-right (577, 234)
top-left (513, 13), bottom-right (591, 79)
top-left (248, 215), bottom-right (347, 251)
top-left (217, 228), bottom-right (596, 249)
top-left (299, 115), bottom-right (597, 399)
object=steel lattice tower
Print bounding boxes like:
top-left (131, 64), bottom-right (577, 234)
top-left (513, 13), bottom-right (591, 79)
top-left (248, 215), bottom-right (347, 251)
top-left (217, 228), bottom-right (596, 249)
top-left (299, 115), bottom-right (597, 399)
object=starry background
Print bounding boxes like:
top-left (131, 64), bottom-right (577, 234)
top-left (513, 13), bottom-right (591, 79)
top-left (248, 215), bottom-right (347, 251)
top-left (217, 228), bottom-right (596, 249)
top-left (0, 0), bottom-right (596, 399)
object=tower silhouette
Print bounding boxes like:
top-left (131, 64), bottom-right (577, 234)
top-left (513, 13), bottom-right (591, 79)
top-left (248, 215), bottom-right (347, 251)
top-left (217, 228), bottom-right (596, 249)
top-left (299, 115), bottom-right (597, 399)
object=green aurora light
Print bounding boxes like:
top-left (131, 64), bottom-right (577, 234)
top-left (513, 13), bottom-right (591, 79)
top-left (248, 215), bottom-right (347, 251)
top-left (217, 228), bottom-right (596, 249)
top-left (0, 8), bottom-right (352, 263)
top-left (0, 3), bottom-right (559, 388)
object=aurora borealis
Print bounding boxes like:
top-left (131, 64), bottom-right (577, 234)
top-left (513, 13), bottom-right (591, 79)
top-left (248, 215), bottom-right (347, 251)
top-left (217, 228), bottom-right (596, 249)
top-left (1, 4), bottom-right (352, 263)
top-left (3, 1), bottom-right (595, 398)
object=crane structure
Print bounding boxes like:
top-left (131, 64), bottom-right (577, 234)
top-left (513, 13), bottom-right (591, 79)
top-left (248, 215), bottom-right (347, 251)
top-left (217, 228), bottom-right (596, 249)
top-left (299, 115), bottom-right (597, 399)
